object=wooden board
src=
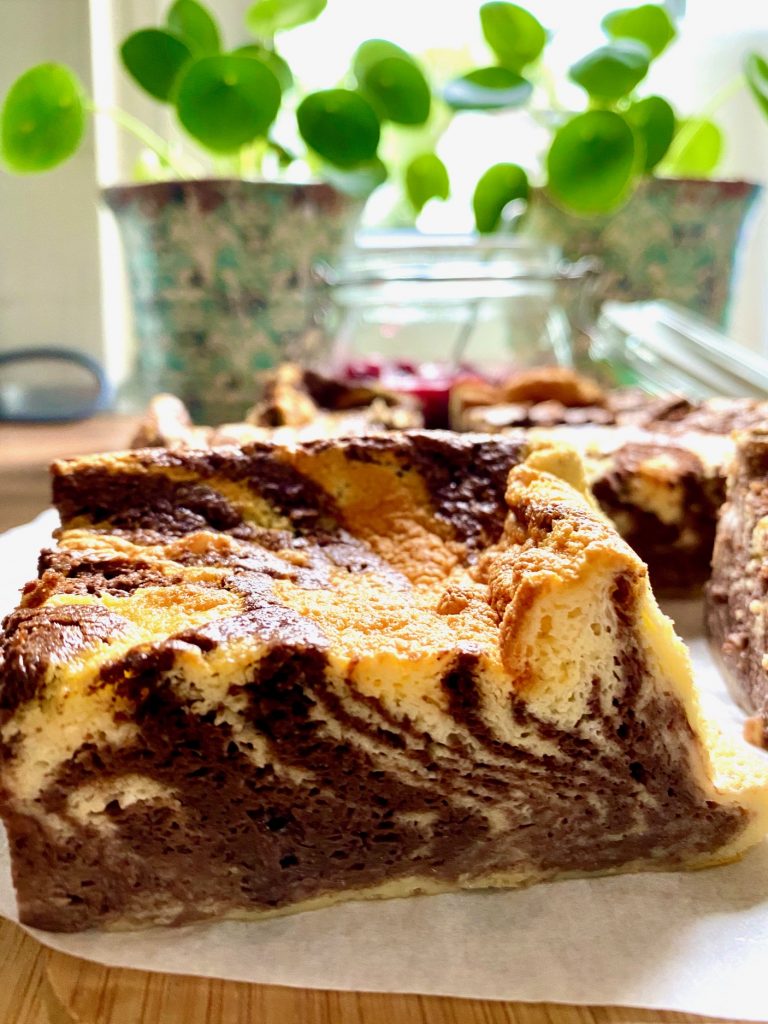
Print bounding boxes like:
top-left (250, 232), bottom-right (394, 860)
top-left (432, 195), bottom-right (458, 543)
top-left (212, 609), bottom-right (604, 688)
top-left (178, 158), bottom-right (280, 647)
top-left (0, 920), bottom-right (68, 1024)
top-left (44, 946), bottom-right (741, 1024)
top-left (0, 415), bottom-right (137, 533)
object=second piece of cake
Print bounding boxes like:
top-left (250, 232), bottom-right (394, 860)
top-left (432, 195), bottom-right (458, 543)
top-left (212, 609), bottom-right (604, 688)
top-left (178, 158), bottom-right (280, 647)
top-left (453, 368), bottom-right (768, 592)
top-left (708, 429), bottom-right (768, 746)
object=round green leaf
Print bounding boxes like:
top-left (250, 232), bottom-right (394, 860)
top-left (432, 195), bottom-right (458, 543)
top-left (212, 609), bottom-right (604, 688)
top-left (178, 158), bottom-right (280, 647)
top-left (357, 55), bottom-right (430, 126)
top-left (323, 157), bottom-right (388, 198)
top-left (353, 39), bottom-right (412, 78)
top-left (547, 110), bottom-right (638, 215)
top-left (246, 0), bottom-right (326, 36)
top-left (1, 63), bottom-right (86, 173)
top-left (472, 162), bottom-right (529, 233)
top-left (443, 66), bottom-right (532, 110)
top-left (625, 95), bottom-right (675, 170)
top-left (480, 2), bottom-right (547, 71)
top-left (235, 45), bottom-right (293, 91)
top-left (121, 29), bottom-right (192, 102)
top-left (569, 40), bottom-right (650, 102)
top-left (167, 0), bottom-right (221, 56)
top-left (175, 54), bottom-right (281, 152)
top-left (745, 52), bottom-right (768, 121)
top-left (602, 4), bottom-right (676, 60)
top-left (405, 153), bottom-right (449, 212)
top-left (665, 118), bottom-right (723, 176)
top-left (297, 89), bottom-right (380, 168)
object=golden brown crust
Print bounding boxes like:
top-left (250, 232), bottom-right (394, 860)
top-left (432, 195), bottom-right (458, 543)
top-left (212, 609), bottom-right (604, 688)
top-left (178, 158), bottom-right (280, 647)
top-left (499, 367), bottom-right (608, 407)
top-left (450, 367), bottom-right (608, 422)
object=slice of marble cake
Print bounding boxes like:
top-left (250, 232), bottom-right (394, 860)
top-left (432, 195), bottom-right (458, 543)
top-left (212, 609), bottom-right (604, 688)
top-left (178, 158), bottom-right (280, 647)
top-left (707, 430), bottom-right (768, 747)
top-left (452, 368), bottom-right (768, 594)
top-left (1, 433), bottom-right (767, 932)
top-left (131, 362), bottom-right (422, 449)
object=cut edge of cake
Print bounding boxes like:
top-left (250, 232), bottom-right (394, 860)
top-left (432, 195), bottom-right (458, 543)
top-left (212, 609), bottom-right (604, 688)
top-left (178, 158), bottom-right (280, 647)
top-left (1, 433), bottom-right (768, 931)
top-left (707, 428), bottom-right (768, 747)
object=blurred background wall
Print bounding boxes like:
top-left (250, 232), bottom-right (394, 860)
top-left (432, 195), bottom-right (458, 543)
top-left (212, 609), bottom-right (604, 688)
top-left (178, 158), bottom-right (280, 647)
top-left (1, 0), bottom-right (767, 384)
top-left (0, 0), bottom-right (101, 362)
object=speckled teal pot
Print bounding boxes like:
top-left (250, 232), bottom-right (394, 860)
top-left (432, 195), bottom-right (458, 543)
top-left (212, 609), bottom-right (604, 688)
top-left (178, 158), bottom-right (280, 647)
top-left (523, 178), bottom-right (762, 327)
top-left (104, 179), bottom-right (363, 424)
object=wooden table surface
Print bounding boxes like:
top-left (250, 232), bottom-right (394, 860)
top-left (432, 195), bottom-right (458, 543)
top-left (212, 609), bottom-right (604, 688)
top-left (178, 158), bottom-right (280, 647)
top-left (0, 415), bottom-right (753, 1024)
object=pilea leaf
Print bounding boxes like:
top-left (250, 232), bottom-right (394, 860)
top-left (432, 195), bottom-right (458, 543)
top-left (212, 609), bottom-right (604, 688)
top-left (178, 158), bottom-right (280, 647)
top-left (625, 95), bottom-right (675, 170)
top-left (235, 45), bottom-right (293, 91)
top-left (473, 162), bottom-right (529, 232)
top-left (480, 2), bottom-right (547, 71)
top-left (443, 67), bottom-right (532, 110)
top-left (166, 0), bottom-right (221, 56)
top-left (246, 0), bottom-right (326, 36)
top-left (745, 52), bottom-right (768, 120)
top-left (665, 117), bottom-right (724, 176)
top-left (121, 29), bottom-right (192, 102)
top-left (547, 110), bottom-right (639, 215)
top-left (602, 4), bottom-right (676, 59)
top-left (1, 63), bottom-right (86, 172)
top-left (175, 54), bottom-right (281, 152)
top-left (405, 152), bottom-right (450, 212)
top-left (297, 89), bottom-right (380, 168)
top-left (569, 40), bottom-right (650, 102)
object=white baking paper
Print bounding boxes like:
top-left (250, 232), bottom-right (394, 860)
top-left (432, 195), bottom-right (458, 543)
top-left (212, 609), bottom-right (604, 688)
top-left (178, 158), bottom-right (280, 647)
top-left (3, 512), bottom-right (768, 1020)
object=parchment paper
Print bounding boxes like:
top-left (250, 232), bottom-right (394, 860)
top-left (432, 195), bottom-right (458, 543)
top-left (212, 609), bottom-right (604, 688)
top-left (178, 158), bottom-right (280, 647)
top-left (3, 512), bottom-right (768, 1021)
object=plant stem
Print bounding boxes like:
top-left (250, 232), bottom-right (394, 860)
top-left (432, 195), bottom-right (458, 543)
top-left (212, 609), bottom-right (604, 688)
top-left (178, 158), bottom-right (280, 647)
top-left (665, 73), bottom-right (745, 164)
top-left (87, 102), bottom-right (196, 178)
top-left (237, 139), bottom-right (266, 179)
top-left (536, 64), bottom-right (565, 113)
top-left (699, 73), bottom-right (746, 121)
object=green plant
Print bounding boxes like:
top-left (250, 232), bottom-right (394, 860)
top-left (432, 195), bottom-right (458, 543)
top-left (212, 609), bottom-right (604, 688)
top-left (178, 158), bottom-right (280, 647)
top-left (438, 1), bottom-right (768, 228)
top-left (2, 1), bottom-right (767, 228)
top-left (0, 0), bottom-right (436, 198)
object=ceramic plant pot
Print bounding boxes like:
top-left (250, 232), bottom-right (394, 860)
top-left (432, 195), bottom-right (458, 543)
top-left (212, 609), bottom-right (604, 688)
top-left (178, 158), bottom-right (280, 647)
top-left (104, 179), bottom-right (363, 424)
top-left (523, 178), bottom-right (762, 327)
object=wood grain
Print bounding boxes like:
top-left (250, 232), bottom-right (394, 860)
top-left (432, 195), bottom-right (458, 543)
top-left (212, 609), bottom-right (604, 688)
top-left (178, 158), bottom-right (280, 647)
top-left (0, 416), bottom-right (760, 1023)
top-left (44, 949), bottom-right (742, 1024)
top-left (0, 416), bottom-right (137, 532)
top-left (0, 919), bottom-right (70, 1024)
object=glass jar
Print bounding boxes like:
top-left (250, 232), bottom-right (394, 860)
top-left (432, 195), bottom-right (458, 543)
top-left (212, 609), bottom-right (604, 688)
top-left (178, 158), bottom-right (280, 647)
top-left (321, 232), bottom-right (597, 368)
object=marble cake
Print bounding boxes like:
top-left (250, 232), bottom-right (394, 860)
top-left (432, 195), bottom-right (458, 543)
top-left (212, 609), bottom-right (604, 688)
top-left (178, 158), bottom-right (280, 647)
top-left (449, 366), bottom-right (628, 429)
top-left (2, 433), bottom-right (768, 933)
top-left (132, 363), bottom-right (422, 449)
top-left (708, 430), bottom-right (768, 747)
top-left (539, 421), bottom-right (732, 594)
top-left (452, 369), bottom-right (768, 592)
top-left (134, 364), bottom-right (768, 592)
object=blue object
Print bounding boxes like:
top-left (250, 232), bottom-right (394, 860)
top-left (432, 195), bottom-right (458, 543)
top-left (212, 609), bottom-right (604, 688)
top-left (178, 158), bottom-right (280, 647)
top-left (0, 346), bottom-right (112, 422)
